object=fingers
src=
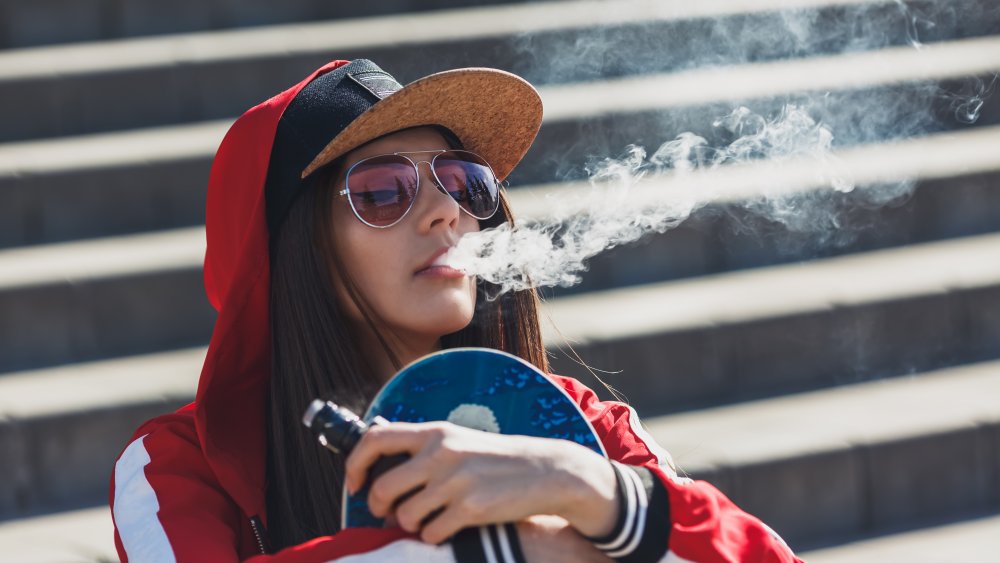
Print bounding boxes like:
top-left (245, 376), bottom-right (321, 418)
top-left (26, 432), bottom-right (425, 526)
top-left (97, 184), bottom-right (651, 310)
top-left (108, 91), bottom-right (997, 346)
top-left (393, 471), bottom-right (469, 533)
top-left (366, 451), bottom-right (435, 518)
top-left (419, 492), bottom-right (492, 545)
top-left (344, 422), bottom-right (443, 493)
top-left (345, 421), bottom-right (573, 544)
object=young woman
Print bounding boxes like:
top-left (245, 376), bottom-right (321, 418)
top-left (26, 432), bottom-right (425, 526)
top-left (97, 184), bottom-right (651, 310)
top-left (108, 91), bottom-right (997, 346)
top-left (110, 59), bottom-right (803, 562)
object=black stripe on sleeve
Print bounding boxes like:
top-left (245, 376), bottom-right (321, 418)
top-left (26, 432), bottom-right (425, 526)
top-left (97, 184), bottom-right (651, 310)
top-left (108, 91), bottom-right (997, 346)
top-left (489, 522), bottom-right (526, 563)
top-left (583, 460), bottom-right (634, 548)
top-left (583, 463), bottom-right (671, 563)
top-left (451, 527), bottom-right (489, 562)
top-left (487, 523), bottom-right (504, 560)
top-left (604, 463), bottom-right (648, 558)
top-left (613, 465), bottom-right (671, 563)
top-left (503, 522), bottom-right (527, 563)
top-left (452, 524), bottom-right (526, 563)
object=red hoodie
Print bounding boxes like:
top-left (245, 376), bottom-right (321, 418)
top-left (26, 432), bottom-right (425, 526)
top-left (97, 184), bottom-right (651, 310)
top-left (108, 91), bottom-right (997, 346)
top-left (109, 59), bottom-right (803, 563)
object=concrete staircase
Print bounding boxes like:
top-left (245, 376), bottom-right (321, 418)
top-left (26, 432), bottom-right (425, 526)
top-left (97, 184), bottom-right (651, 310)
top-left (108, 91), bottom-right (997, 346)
top-left (0, 0), bottom-right (998, 560)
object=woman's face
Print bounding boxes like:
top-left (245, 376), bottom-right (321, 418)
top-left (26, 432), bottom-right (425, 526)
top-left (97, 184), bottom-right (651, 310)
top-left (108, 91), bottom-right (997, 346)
top-left (329, 127), bottom-right (482, 347)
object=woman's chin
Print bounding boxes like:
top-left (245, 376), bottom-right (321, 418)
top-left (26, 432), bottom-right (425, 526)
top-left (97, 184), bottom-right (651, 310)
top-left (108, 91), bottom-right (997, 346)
top-left (384, 284), bottom-right (477, 342)
top-left (412, 302), bottom-right (476, 337)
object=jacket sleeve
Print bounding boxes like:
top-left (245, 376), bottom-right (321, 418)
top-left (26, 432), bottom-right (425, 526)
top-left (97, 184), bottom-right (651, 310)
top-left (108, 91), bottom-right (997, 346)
top-left (109, 416), bottom-right (456, 563)
top-left (553, 375), bottom-right (804, 563)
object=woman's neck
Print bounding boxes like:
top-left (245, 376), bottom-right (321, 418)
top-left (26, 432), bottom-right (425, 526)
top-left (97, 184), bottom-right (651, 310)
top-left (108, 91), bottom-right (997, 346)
top-left (360, 326), bottom-right (441, 384)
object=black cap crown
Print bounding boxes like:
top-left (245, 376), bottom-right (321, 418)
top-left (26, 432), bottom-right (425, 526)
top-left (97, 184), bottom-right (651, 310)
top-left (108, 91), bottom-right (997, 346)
top-left (264, 59), bottom-right (403, 234)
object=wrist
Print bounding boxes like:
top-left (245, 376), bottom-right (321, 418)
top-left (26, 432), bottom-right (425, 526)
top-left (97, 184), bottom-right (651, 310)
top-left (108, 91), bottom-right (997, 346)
top-left (585, 463), bottom-right (673, 563)
top-left (552, 445), bottom-right (619, 537)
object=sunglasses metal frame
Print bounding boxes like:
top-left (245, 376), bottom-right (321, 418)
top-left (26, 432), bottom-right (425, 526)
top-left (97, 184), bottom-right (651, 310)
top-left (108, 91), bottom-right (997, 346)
top-left (337, 149), bottom-right (502, 229)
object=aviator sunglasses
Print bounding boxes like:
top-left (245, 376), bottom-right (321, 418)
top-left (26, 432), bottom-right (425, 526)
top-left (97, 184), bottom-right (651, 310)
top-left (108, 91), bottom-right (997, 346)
top-left (338, 149), bottom-right (502, 228)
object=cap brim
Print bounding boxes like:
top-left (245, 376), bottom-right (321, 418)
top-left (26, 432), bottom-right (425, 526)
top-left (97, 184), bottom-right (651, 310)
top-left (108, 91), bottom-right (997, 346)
top-left (300, 67), bottom-right (543, 181)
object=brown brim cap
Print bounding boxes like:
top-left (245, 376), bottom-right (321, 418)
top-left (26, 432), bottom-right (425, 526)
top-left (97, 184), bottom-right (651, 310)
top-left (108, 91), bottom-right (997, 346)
top-left (264, 59), bottom-right (542, 233)
top-left (301, 65), bottom-right (542, 181)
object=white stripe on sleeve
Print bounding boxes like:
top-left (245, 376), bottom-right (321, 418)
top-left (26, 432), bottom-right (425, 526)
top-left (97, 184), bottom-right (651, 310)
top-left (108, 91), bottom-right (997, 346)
top-left (593, 461), bottom-right (639, 552)
top-left (606, 465), bottom-right (649, 558)
top-left (661, 550), bottom-right (698, 563)
top-left (479, 526), bottom-right (500, 563)
top-left (329, 538), bottom-right (455, 562)
top-left (496, 523), bottom-right (518, 563)
top-left (113, 434), bottom-right (177, 563)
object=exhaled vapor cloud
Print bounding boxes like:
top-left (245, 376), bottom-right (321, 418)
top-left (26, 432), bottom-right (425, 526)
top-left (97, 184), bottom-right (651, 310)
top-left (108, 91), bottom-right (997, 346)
top-left (448, 0), bottom-right (997, 299)
top-left (451, 105), bottom-right (869, 297)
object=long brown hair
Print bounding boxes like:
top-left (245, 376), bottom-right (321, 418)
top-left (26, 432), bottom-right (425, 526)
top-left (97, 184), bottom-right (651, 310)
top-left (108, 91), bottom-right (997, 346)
top-left (265, 132), bottom-right (548, 549)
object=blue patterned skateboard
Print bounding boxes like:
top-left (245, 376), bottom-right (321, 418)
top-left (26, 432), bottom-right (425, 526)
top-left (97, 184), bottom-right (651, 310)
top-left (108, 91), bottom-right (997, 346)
top-left (342, 347), bottom-right (606, 529)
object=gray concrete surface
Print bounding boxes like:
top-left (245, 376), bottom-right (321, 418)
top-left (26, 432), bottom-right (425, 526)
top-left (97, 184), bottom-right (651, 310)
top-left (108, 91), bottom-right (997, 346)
top-left (0, 0), bottom-right (549, 49)
top-left (2, 505), bottom-right (998, 562)
top-left (546, 231), bottom-right (1000, 412)
top-left (647, 360), bottom-right (1000, 545)
top-left (1, 351), bottom-right (995, 548)
top-left (0, 505), bottom-right (116, 562)
top-left (802, 513), bottom-right (1000, 562)
top-left (1, 0), bottom-right (998, 559)
top-left (2, 233), bottom-right (999, 526)
top-left (2, 45), bottom-right (998, 247)
top-left (0, 348), bottom-right (203, 519)
top-left (0, 3), bottom-right (997, 142)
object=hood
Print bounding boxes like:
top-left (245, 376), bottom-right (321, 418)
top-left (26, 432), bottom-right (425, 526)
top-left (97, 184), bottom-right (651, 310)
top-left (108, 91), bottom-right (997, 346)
top-left (196, 60), bottom-right (350, 522)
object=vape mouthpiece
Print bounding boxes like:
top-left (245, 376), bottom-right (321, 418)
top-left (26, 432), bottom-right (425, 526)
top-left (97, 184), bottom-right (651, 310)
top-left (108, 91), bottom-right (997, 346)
top-left (301, 399), bottom-right (367, 454)
top-left (302, 398), bottom-right (328, 428)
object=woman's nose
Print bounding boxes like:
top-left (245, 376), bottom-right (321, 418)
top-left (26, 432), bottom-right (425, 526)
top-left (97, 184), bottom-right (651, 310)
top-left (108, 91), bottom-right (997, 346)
top-left (413, 160), bottom-right (461, 230)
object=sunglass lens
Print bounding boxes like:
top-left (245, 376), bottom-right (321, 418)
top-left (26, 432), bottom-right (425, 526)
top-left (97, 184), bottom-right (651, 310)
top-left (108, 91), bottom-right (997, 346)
top-left (346, 155), bottom-right (418, 227)
top-left (432, 151), bottom-right (500, 220)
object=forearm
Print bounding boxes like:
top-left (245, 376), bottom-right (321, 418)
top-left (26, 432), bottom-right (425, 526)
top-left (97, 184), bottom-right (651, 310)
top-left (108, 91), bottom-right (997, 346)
top-left (578, 462), bottom-right (671, 563)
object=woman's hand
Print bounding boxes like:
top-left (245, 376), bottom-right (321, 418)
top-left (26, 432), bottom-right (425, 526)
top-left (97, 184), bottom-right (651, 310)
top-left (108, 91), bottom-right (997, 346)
top-left (516, 515), bottom-right (614, 563)
top-left (343, 421), bottom-right (620, 544)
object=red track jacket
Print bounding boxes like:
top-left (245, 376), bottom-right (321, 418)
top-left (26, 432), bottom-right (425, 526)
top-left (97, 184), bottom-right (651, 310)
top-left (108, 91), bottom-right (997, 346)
top-left (109, 59), bottom-right (803, 563)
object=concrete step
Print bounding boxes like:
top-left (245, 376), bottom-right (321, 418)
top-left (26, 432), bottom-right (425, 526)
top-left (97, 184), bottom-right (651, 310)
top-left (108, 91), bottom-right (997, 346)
top-left (1, 188), bottom-right (998, 394)
top-left (0, 0), bottom-right (532, 50)
top-left (0, 121), bottom-right (220, 248)
top-left (1, 345), bottom-right (996, 550)
top-left (3, 129), bottom-right (997, 374)
top-left (0, 229), bottom-right (214, 374)
top-left (0, 0), bottom-right (997, 142)
top-left (0, 348), bottom-right (202, 520)
top-left (3, 45), bottom-right (999, 248)
top-left (645, 360), bottom-right (1000, 548)
top-left (523, 35), bottom-right (1000, 184)
top-left (10, 0), bottom-right (979, 51)
top-left (0, 505), bottom-right (115, 562)
top-left (801, 512), bottom-right (1000, 562)
top-left (544, 230), bottom-right (1000, 413)
top-left (2, 124), bottom-right (998, 374)
top-left (2, 504), bottom-right (998, 563)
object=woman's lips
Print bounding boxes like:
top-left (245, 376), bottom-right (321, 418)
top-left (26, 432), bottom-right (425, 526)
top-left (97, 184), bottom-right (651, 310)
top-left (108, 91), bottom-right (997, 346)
top-left (415, 248), bottom-right (466, 278)
top-left (415, 265), bottom-right (466, 279)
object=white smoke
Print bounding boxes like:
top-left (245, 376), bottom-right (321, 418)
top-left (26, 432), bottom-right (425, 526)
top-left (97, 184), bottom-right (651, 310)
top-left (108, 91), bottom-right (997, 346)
top-left (448, 0), bottom-right (996, 299)
top-left (449, 105), bottom-right (868, 297)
